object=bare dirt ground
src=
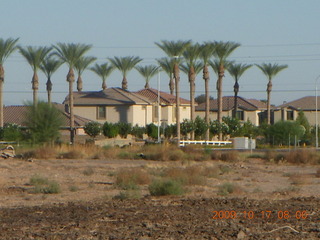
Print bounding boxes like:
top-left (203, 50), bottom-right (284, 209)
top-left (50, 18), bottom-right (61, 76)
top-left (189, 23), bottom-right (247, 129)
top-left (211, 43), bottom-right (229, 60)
top-left (0, 157), bottom-right (319, 239)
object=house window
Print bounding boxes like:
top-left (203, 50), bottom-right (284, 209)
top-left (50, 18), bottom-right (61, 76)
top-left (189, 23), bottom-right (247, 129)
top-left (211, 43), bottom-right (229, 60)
top-left (97, 106), bottom-right (106, 119)
top-left (236, 110), bottom-right (244, 121)
top-left (287, 110), bottom-right (294, 120)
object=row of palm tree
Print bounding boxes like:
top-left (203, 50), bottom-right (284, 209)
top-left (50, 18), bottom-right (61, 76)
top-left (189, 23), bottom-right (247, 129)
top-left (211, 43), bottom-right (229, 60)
top-left (0, 38), bottom-right (287, 145)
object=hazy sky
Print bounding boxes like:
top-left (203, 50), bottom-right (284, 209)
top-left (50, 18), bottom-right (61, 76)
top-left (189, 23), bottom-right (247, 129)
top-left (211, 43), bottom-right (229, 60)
top-left (1, 0), bottom-right (320, 106)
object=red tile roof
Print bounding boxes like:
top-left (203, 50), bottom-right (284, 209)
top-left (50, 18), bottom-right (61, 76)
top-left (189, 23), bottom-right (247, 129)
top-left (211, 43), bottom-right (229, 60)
top-left (277, 96), bottom-right (320, 110)
top-left (4, 104), bottom-right (90, 127)
top-left (195, 96), bottom-right (268, 111)
top-left (135, 88), bottom-right (191, 105)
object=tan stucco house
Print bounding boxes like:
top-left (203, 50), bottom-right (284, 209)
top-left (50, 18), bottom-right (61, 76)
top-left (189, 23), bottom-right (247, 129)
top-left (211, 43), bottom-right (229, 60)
top-left (63, 87), bottom-right (153, 126)
top-left (274, 96), bottom-right (320, 125)
top-left (135, 88), bottom-right (191, 126)
top-left (195, 96), bottom-right (268, 126)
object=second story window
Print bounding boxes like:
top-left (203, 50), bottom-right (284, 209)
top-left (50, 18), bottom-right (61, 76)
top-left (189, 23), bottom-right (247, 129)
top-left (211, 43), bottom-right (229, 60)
top-left (97, 106), bottom-right (106, 119)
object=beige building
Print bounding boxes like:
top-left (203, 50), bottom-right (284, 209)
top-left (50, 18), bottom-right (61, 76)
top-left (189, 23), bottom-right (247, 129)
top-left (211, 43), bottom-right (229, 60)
top-left (195, 96), bottom-right (268, 126)
top-left (135, 88), bottom-right (191, 126)
top-left (274, 96), bottom-right (320, 125)
top-left (64, 87), bottom-right (191, 127)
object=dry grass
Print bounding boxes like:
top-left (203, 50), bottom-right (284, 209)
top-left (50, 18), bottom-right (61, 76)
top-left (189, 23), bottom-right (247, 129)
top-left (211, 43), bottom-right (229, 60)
top-left (162, 165), bottom-right (206, 186)
top-left (289, 174), bottom-right (310, 185)
top-left (285, 150), bottom-right (319, 164)
top-left (115, 168), bottom-right (151, 190)
top-left (316, 168), bottom-right (320, 178)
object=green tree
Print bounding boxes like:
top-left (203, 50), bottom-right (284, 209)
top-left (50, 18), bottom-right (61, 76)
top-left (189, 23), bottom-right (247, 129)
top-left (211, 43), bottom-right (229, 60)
top-left (0, 38), bottom-right (19, 127)
top-left (84, 121), bottom-right (101, 139)
top-left (212, 41), bottom-right (240, 139)
top-left (180, 119), bottom-right (194, 139)
top-left (157, 58), bottom-right (175, 94)
top-left (194, 116), bottom-right (208, 140)
top-left (90, 63), bottom-right (114, 90)
top-left (40, 56), bottom-right (63, 105)
top-left (74, 56), bottom-right (96, 92)
top-left (199, 42), bottom-right (216, 140)
top-left (53, 43), bottom-right (92, 144)
top-left (256, 63), bottom-right (288, 124)
top-left (2, 123), bottom-right (23, 141)
top-left (268, 121), bottom-right (305, 146)
top-left (146, 123), bottom-right (159, 139)
top-left (227, 63), bottom-right (252, 118)
top-left (19, 46), bottom-right (52, 105)
top-left (135, 65), bottom-right (159, 89)
top-left (155, 40), bottom-right (191, 145)
top-left (109, 56), bottom-right (142, 90)
top-left (194, 94), bottom-right (214, 105)
top-left (116, 122), bottom-right (132, 138)
top-left (24, 101), bottom-right (63, 144)
top-left (131, 124), bottom-right (145, 139)
top-left (296, 111), bottom-right (311, 144)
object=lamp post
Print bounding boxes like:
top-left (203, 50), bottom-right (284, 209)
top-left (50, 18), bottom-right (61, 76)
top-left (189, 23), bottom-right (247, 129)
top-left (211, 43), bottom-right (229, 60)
top-left (157, 69), bottom-right (161, 143)
top-left (315, 75), bottom-right (320, 149)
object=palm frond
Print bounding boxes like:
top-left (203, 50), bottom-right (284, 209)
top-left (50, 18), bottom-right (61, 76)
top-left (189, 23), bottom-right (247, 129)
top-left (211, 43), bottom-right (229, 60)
top-left (155, 40), bottom-right (191, 62)
top-left (135, 65), bottom-right (159, 83)
top-left (199, 42), bottom-right (216, 64)
top-left (213, 41), bottom-right (240, 64)
top-left (227, 63), bottom-right (252, 81)
top-left (19, 46), bottom-right (52, 71)
top-left (0, 38), bottom-right (19, 64)
top-left (256, 63), bottom-right (288, 79)
top-left (75, 56), bottom-right (96, 75)
top-left (108, 56), bottom-right (142, 76)
top-left (40, 56), bottom-right (63, 78)
top-left (90, 63), bottom-right (114, 81)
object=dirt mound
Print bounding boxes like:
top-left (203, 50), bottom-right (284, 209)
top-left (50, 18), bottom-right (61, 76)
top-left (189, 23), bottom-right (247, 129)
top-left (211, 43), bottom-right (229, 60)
top-left (0, 197), bottom-right (319, 239)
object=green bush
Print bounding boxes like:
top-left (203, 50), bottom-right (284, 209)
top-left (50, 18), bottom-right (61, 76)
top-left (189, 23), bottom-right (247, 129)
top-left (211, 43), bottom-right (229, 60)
top-left (149, 179), bottom-right (185, 196)
top-left (2, 123), bottom-right (23, 141)
top-left (84, 121), bottom-right (101, 139)
top-left (29, 174), bottom-right (61, 194)
top-left (146, 123), bottom-right (158, 139)
top-left (102, 122), bottom-right (119, 138)
top-left (131, 124), bottom-right (145, 139)
top-left (116, 122), bottom-right (132, 138)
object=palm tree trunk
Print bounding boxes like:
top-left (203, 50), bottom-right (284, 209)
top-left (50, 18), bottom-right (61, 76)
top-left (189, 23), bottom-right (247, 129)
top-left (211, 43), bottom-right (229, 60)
top-left (46, 77), bottom-right (52, 106)
top-left (233, 79), bottom-right (239, 118)
top-left (169, 75), bottom-right (174, 95)
top-left (67, 68), bottom-right (75, 144)
top-left (267, 79), bottom-right (272, 125)
top-left (0, 64), bottom-right (4, 128)
top-left (174, 64), bottom-right (180, 146)
top-left (217, 65), bottom-right (224, 140)
top-left (77, 75), bottom-right (83, 92)
top-left (102, 79), bottom-right (107, 90)
top-left (189, 66), bottom-right (195, 140)
top-left (203, 65), bottom-right (210, 141)
top-left (32, 72), bottom-right (39, 105)
top-left (122, 76), bottom-right (128, 90)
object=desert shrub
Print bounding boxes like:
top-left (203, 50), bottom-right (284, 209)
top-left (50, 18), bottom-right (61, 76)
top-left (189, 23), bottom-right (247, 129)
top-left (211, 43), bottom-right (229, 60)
top-left (202, 166), bottom-right (221, 178)
top-left (149, 179), bottom-right (185, 196)
top-left (60, 150), bottom-right (84, 159)
top-left (84, 121), bottom-right (101, 139)
top-left (115, 168), bottom-right (150, 190)
top-left (219, 165), bottom-right (232, 174)
top-left (32, 147), bottom-right (57, 159)
top-left (211, 151), bottom-right (222, 160)
top-left (142, 145), bottom-right (186, 161)
top-left (102, 122), bottom-right (119, 138)
top-left (113, 190), bottom-right (141, 200)
top-left (289, 174), bottom-right (310, 185)
top-left (30, 174), bottom-right (61, 194)
top-left (82, 167), bottom-right (95, 176)
top-left (285, 150), bottom-right (319, 164)
top-left (162, 166), bottom-right (206, 185)
top-left (218, 182), bottom-right (236, 196)
top-left (220, 151), bottom-right (239, 162)
top-left (69, 185), bottom-right (79, 192)
top-left (24, 101), bottom-right (63, 144)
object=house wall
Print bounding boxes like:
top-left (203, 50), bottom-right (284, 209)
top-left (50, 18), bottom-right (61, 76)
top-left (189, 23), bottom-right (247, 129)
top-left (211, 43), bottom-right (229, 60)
top-left (73, 106), bottom-right (97, 121)
top-left (132, 105), bottom-right (152, 126)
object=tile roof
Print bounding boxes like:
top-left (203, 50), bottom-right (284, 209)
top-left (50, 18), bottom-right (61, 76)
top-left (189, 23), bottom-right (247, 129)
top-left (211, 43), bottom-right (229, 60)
top-left (135, 88), bottom-right (191, 105)
top-left (64, 87), bottom-right (152, 106)
top-left (195, 96), bottom-right (268, 111)
top-left (4, 104), bottom-right (90, 127)
top-left (277, 96), bottom-right (320, 110)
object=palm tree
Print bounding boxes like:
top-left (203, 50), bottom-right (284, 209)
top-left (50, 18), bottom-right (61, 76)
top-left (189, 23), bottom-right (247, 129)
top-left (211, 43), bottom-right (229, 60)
top-left (256, 63), bottom-right (288, 124)
top-left (0, 37), bottom-right (19, 127)
top-left (90, 63), bottom-right (114, 90)
top-left (53, 43), bottom-right (92, 144)
top-left (213, 41), bottom-right (240, 139)
top-left (40, 56), bottom-right (63, 105)
top-left (182, 43), bottom-right (201, 140)
top-left (135, 65), bottom-right (159, 89)
top-left (199, 42), bottom-right (216, 140)
top-left (157, 57), bottom-right (175, 94)
top-left (74, 56), bottom-right (96, 92)
top-left (227, 63), bottom-right (252, 118)
top-left (155, 40), bottom-right (191, 144)
top-left (19, 46), bottom-right (52, 105)
top-left (109, 56), bottom-right (142, 90)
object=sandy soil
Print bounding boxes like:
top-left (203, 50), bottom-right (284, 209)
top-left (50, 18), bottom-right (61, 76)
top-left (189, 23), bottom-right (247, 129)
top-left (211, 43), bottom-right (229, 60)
top-left (0, 157), bottom-right (319, 239)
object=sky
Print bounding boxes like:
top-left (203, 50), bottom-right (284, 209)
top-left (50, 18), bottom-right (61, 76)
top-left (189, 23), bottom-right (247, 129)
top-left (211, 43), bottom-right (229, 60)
top-left (1, 0), bottom-right (320, 106)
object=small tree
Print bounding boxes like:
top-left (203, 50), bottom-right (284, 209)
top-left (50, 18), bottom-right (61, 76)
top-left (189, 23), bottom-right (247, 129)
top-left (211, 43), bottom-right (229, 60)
top-left (180, 119), bottom-right (194, 139)
top-left (84, 121), bottom-right (101, 139)
top-left (194, 116), bottom-right (208, 140)
top-left (24, 101), bottom-right (63, 144)
top-left (2, 123), bottom-right (23, 141)
top-left (131, 124), bottom-right (145, 139)
top-left (268, 121), bottom-right (305, 146)
top-left (146, 123), bottom-right (158, 139)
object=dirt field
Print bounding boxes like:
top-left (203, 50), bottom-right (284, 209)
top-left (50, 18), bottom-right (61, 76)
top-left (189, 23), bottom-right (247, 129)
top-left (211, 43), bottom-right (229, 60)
top-left (0, 156), bottom-right (319, 239)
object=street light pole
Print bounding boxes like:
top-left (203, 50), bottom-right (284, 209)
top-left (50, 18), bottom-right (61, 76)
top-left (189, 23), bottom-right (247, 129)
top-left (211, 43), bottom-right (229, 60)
top-left (157, 70), bottom-right (161, 143)
top-left (315, 75), bottom-right (320, 149)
